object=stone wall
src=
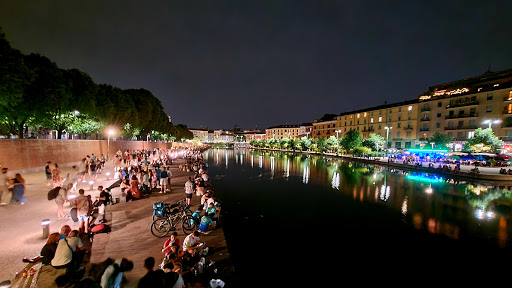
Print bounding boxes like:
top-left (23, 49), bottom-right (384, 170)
top-left (0, 139), bottom-right (189, 173)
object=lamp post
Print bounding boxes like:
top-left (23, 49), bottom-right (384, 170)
top-left (385, 126), bottom-right (392, 150)
top-left (107, 129), bottom-right (114, 160)
top-left (483, 119), bottom-right (501, 129)
top-left (335, 129), bottom-right (341, 155)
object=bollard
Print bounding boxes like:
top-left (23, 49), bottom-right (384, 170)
top-left (42, 219), bottom-right (51, 239)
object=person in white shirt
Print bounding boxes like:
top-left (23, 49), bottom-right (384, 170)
top-left (179, 231), bottom-right (203, 258)
top-left (184, 177), bottom-right (194, 206)
top-left (51, 230), bottom-right (85, 272)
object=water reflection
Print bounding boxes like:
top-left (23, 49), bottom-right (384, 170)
top-left (207, 148), bottom-right (512, 249)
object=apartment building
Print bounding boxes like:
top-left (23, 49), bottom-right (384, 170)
top-left (265, 124), bottom-right (301, 140)
top-left (334, 99), bottom-right (419, 149)
top-left (189, 128), bottom-right (209, 143)
top-left (417, 68), bottom-right (512, 148)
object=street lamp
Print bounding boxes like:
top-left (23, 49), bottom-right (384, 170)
top-left (107, 129), bottom-right (114, 159)
top-left (483, 119), bottom-right (501, 129)
top-left (335, 129), bottom-right (342, 155)
top-left (430, 142), bottom-right (435, 150)
top-left (384, 126), bottom-right (392, 150)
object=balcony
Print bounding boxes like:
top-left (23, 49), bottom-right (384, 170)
top-left (419, 128), bottom-right (429, 131)
top-left (420, 107), bottom-right (431, 112)
top-left (444, 125), bottom-right (478, 130)
top-left (446, 100), bottom-right (479, 109)
top-left (420, 117), bottom-right (430, 121)
top-left (403, 126), bottom-right (413, 130)
top-left (445, 113), bottom-right (478, 119)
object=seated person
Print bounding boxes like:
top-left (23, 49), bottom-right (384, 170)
top-left (179, 231), bottom-right (203, 258)
top-left (198, 213), bottom-right (215, 233)
top-left (51, 230), bottom-right (86, 273)
top-left (40, 232), bottom-right (61, 265)
top-left (206, 202), bottom-right (219, 220)
top-left (60, 225), bottom-right (72, 240)
top-left (192, 205), bottom-right (204, 224)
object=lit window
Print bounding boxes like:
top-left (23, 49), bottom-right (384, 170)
top-left (364, 112), bottom-right (367, 117)
top-left (371, 118), bottom-right (374, 123)
top-left (357, 114), bottom-right (360, 118)
top-left (408, 106), bottom-right (412, 111)
top-left (379, 117), bottom-right (382, 122)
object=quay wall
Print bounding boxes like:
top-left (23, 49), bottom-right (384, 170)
top-left (0, 139), bottom-right (189, 173)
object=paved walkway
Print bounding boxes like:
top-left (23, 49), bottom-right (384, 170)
top-left (2, 157), bottom-right (233, 288)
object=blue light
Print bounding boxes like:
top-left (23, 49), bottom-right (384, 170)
top-left (406, 173), bottom-right (445, 183)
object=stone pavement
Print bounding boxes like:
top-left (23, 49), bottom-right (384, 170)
top-left (1, 156), bottom-right (233, 288)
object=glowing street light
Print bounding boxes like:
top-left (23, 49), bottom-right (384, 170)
top-left (107, 129), bottom-right (114, 159)
top-left (384, 126), bottom-right (392, 150)
top-left (335, 130), bottom-right (342, 155)
top-left (483, 119), bottom-right (501, 129)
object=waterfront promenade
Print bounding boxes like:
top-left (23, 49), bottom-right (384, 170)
top-left (1, 156), bottom-right (233, 288)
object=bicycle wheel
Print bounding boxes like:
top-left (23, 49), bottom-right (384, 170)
top-left (151, 218), bottom-right (171, 238)
top-left (182, 215), bottom-right (197, 234)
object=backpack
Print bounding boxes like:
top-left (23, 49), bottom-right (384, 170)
top-left (90, 223), bottom-right (111, 234)
top-left (47, 187), bottom-right (61, 200)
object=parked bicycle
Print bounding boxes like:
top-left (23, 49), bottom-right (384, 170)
top-left (151, 199), bottom-right (196, 237)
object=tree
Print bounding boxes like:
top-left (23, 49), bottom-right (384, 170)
top-left (316, 138), bottom-right (327, 153)
top-left (362, 133), bottom-right (385, 151)
top-left (0, 29), bottom-right (34, 138)
top-left (429, 132), bottom-right (453, 149)
top-left (326, 136), bottom-right (339, 152)
top-left (464, 128), bottom-right (504, 152)
top-left (340, 129), bottom-right (362, 153)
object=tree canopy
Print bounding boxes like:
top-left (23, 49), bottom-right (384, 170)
top-left (0, 27), bottom-right (192, 140)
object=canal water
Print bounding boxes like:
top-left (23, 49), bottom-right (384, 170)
top-left (206, 148), bottom-right (512, 285)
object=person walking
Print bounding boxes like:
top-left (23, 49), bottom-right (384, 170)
top-left (9, 173), bottom-right (26, 205)
top-left (55, 183), bottom-right (72, 219)
top-left (45, 161), bottom-right (52, 186)
top-left (52, 163), bottom-right (63, 188)
top-left (184, 177), bottom-right (194, 206)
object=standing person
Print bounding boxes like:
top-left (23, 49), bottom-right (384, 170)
top-left (159, 167), bottom-right (168, 194)
top-left (76, 189), bottom-right (91, 234)
top-left (9, 174), bottom-right (26, 205)
top-left (45, 161), bottom-right (53, 186)
top-left (55, 183), bottom-right (72, 219)
top-left (0, 167), bottom-right (9, 205)
top-left (52, 163), bottom-right (63, 188)
top-left (167, 167), bottom-right (173, 192)
top-left (89, 160), bottom-right (97, 180)
top-left (184, 177), bottom-right (194, 206)
top-left (126, 174), bottom-right (141, 201)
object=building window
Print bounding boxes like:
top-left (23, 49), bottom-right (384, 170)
top-left (408, 106), bottom-right (412, 111)
top-left (486, 105), bottom-right (493, 112)
top-left (378, 117), bottom-right (382, 122)
top-left (468, 131), bottom-right (475, 138)
top-left (398, 107), bottom-right (402, 112)
top-left (438, 102), bottom-right (442, 107)
top-left (357, 114), bottom-right (360, 118)
top-left (487, 94), bottom-right (493, 100)
top-left (406, 132), bottom-right (411, 138)
top-left (436, 122), bottom-right (441, 128)
top-left (370, 118), bottom-right (374, 123)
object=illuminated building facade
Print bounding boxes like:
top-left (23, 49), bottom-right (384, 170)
top-left (266, 124), bottom-right (301, 140)
top-left (417, 68), bottom-right (512, 148)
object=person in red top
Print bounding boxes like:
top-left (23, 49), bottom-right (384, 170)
top-left (126, 174), bottom-right (141, 201)
top-left (160, 231), bottom-right (180, 269)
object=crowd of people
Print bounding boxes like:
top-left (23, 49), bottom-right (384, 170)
top-left (26, 146), bottom-right (226, 288)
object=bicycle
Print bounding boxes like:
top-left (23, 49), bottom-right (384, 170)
top-left (152, 199), bottom-right (192, 221)
top-left (151, 199), bottom-right (196, 237)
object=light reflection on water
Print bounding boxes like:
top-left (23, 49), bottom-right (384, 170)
top-left (208, 148), bottom-right (512, 248)
top-left (207, 148), bottom-right (512, 284)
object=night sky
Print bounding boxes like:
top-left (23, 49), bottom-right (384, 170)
top-left (1, 1), bottom-right (512, 131)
